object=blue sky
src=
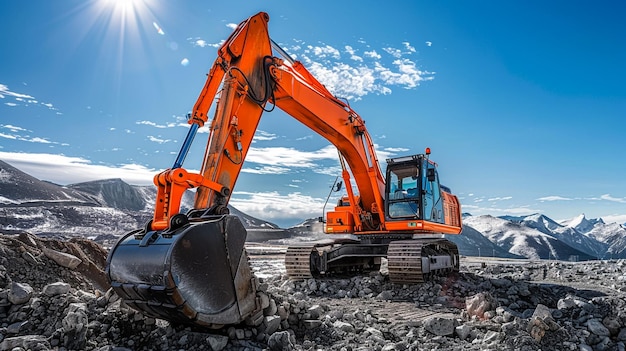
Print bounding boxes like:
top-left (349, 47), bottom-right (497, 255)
top-left (1, 0), bottom-right (625, 227)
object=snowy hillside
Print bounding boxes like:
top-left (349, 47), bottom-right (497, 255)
top-left (518, 214), bottom-right (606, 258)
top-left (0, 160), bottom-right (280, 240)
top-left (0, 160), bottom-right (99, 205)
top-left (563, 214), bottom-right (626, 259)
top-left (463, 215), bottom-right (596, 260)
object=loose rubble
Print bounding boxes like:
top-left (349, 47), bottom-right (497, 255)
top-left (1, 233), bottom-right (625, 350)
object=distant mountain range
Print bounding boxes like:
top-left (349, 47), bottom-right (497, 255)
top-left (463, 213), bottom-right (626, 260)
top-left (0, 160), bottom-right (279, 241)
top-left (2, 159), bottom-right (626, 260)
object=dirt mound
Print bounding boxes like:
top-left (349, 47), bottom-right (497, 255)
top-left (0, 232), bottom-right (109, 292)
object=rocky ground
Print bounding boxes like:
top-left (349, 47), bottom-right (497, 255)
top-left (1, 233), bottom-right (626, 351)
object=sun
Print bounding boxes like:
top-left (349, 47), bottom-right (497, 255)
top-left (93, 0), bottom-right (157, 38)
top-left (83, 0), bottom-right (164, 69)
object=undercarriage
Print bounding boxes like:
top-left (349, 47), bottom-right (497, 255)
top-left (285, 236), bottom-right (460, 283)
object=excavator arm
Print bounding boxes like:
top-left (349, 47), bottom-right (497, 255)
top-left (151, 12), bottom-right (385, 233)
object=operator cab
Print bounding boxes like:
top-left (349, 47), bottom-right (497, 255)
top-left (385, 150), bottom-right (446, 224)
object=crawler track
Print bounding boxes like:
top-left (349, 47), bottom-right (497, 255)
top-left (285, 239), bottom-right (460, 284)
top-left (285, 246), bottom-right (315, 279)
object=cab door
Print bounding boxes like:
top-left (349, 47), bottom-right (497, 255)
top-left (422, 161), bottom-right (444, 223)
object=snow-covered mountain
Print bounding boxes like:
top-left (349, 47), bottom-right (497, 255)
top-left (464, 213), bottom-right (626, 260)
top-left (463, 215), bottom-right (597, 260)
top-left (517, 214), bottom-right (606, 258)
top-left (562, 214), bottom-right (626, 259)
top-left (562, 213), bottom-right (605, 234)
top-left (0, 160), bottom-right (279, 240)
top-left (0, 160), bottom-right (99, 205)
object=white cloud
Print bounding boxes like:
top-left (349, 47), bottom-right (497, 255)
top-left (537, 195), bottom-right (573, 201)
top-left (245, 145), bottom-right (337, 169)
top-left (136, 120), bottom-right (180, 128)
top-left (0, 126), bottom-right (65, 145)
top-left (487, 196), bottom-right (513, 202)
top-left (425, 41), bottom-right (432, 47)
top-left (0, 133), bottom-right (17, 140)
top-left (382, 147), bottom-right (410, 153)
top-left (383, 47), bottom-right (402, 59)
top-left (601, 214), bottom-right (626, 224)
top-left (0, 83), bottom-right (58, 112)
top-left (364, 50), bottom-right (381, 60)
top-left (599, 194), bottom-right (626, 203)
top-left (241, 165), bottom-right (291, 174)
top-left (0, 84), bottom-right (34, 100)
top-left (229, 190), bottom-right (326, 225)
top-left (403, 42), bottom-right (416, 53)
top-left (462, 204), bottom-right (542, 216)
top-left (27, 137), bottom-right (52, 144)
top-left (0, 152), bottom-right (155, 185)
top-left (344, 45), bottom-right (363, 62)
top-left (293, 41), bottom-right (433, 100)
top-left (1, 124), bottom-right (30, 133)
top-left (308, 44), bottom-right (341, 59)
top-left (253, 130), bottom-right (278, 142)
top-left (304, 61), bottom-right (385, 100)
top-left (147, 135), bottom-right (171, 144)
top-left (378, 59), bottom-right (434, 89)
top-left (189, 37), bottom-right (223, 48)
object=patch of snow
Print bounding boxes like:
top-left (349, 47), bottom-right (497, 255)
top-left (0, 196), bottom-right (18, 204)
top-left (0, 169), bottom-right (12, 183)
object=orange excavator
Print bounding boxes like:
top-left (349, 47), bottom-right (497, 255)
top-left (106, 12), bottom-right (462, 328)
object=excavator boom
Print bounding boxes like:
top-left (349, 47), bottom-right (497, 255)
top-left (106, 12), bottom-right (462, 328)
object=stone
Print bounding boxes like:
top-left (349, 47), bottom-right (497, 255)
top-left (62, 303), bottom-right (89, 350)
top-left (557, 297), bottom-right (577, 310)
top-left (0, 335), bottom-right (50, 351)
top-left (483, 330), bottom-right (500, 343)
top-left (307, 304), bottom-right (324, 319)
top-left (206, 334), bottom-right (228, 351)
top-left (7, 321), bottom-right (30, 334)
top-left (530, 304), bottom-right (560, 331)
top-left (267, 330), bottom-right (294, 351)
top-left (602, 316), bottom-right (621, 335)
top-left (21, 251), bottom-right (38, 265)
top-left (587, 319), bottom-right (610, 336)
top-left (264, 298), bottom-right (278, 316)
top-left (423, 316), bottom-right (457, 336)
top-left (17, 233), bottom-right (38, 247)
top-left (466, 292), bottom-right (496, 320)
top-left (259, 292), bottom-right (270, 310)
top-left (333, 320), bottom-right (355, 333)
top-left (42, 247), bottom-right (82, 269)
top-left (376, 290), bottom-right (393, 301)
top-left (8, 282), bottom-right (33, 305)
top-left (264, 315), bottom-right (282, 335)
top-left (455, 324), bottom-right (472, 341)
top-left (43, 282), bottom-right (71, 296)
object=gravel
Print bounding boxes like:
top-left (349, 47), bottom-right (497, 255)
top-left (1, 233), bottom-right (625, 351)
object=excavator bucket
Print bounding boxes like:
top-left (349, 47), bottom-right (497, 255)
top-left (105, 215), bottom-right (262, 328)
